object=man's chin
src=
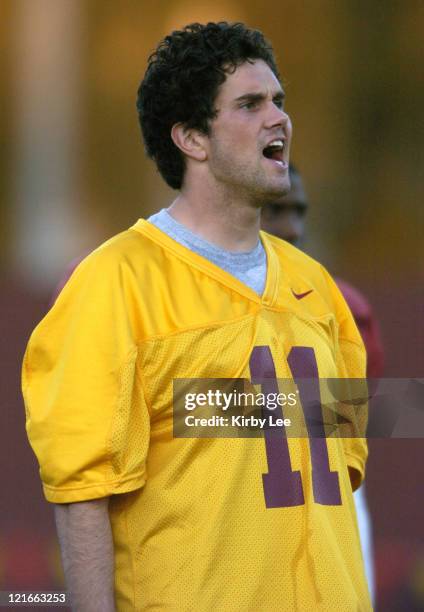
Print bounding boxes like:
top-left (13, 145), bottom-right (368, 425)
top-left (279, 178), bottom-right (291, 196)
top-left (259, 178), bottom-right (291, 204)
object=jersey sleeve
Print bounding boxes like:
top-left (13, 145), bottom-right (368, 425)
top-left (320, 266), bottom-right (368, 490)
top-left (22, 248), bottom-right (150, 503)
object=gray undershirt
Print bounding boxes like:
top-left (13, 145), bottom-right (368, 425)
top-left (148, 209), bottom-right (267, 295)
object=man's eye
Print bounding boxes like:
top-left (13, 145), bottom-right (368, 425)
top-left (274, 99), bottom-right (284, 109)
top-left (242, 101), bottom-right (258, 110)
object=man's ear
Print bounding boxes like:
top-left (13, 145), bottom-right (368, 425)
top-left (171, 123), bottom-right (207, 162)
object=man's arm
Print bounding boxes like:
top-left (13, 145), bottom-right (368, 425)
top-left (54, 497), bottom-right (115, 612)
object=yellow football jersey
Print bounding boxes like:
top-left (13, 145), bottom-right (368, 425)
top-left (22, 219), bottom-right (371, 611)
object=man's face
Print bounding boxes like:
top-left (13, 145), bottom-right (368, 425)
top-left (205, 60), bottom-right (292, 205)
top-left (260, 172), bottom-right (308, 247)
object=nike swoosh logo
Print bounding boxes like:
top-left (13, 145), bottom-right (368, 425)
top-left (291, 289), bottom-right (314, 300)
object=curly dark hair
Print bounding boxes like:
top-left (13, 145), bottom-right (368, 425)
top-left (137, 22), bottom-right (280, 189)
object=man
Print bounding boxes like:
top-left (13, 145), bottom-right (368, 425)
top-left (261, 163), bottom-right (385, 603)
top-left (23, 23), bottom-right (371, 610)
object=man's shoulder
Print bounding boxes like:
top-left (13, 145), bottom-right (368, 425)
top-left (66, 221), bottom-right (162, 276)
top-left (90, 220), bottom-right (156, 265)
top-left (51, 222), bottom-right (159, 303)
top-left (334, 278), bottom-right (373, 320)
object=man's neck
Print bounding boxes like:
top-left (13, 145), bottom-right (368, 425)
top-left (168, 186), bottom-right (261, 253)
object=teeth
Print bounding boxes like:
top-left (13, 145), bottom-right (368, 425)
top-left (268, 139), bottom-right (284, 148)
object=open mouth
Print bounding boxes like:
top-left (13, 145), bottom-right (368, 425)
top-left (263, 139), bottom-right (285, 164)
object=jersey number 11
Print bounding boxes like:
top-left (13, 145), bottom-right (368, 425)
top-left (250, 345), bottom-right (342, 508)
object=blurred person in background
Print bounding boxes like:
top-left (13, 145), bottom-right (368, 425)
top-left (260, 163), bottom-right (384, 380)
top-left (23, 22), bottom-right (372, 611)
top-left (261, 162), bottom-right (385, 604)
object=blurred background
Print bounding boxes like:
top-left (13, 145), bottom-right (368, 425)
top-left (1, 1), bottom-right (423, 610)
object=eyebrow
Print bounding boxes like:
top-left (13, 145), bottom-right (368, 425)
top-left (234, 90), bottom-right (285, 104)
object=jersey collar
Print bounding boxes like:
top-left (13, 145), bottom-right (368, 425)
top-left (131, 219), bottom-right (281, 307)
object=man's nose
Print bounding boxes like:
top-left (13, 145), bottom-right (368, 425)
top-left (265, 104), bottom-right (290, 129)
